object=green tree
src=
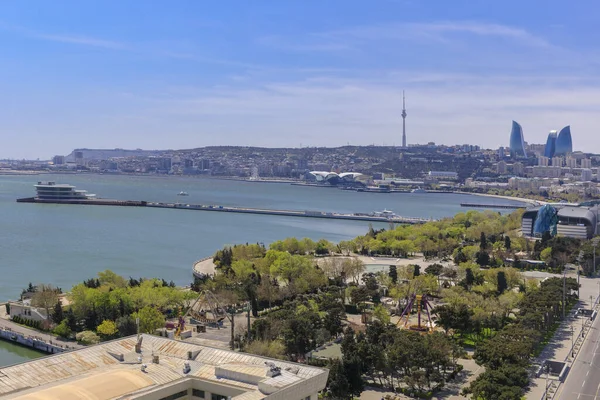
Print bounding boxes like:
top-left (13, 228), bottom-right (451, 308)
top-left (504, 236), bottom-right (511, 250)
top-left (323, 307), bottom-right (344, 337)
top-left (116, 315), bottom-right (137, 337)
top-left (413, 264), bottom-right (421, 277)
top-left (97, 320), bottom-right (118, 338)
top-left (465, 365), bottom-right (528, 399)
top-left (350, 286), bottom-right (371, 306)
top-left (132, 306), bottom-right (165, 334)
top-left (425, 263), bottom-right (444, 276)
top-left (31, 284), bottom-right (59, 321)
top-left (327, 359), bottom-right (351, 400)
top-left (434, 304), bottom-right (472, 336)
top-left (480, 232), bottom-right (488, 250)
top-left (454, 248), bottom-right (468, 264)
top-left (245, 340), bottom-right (286, 359)
top-left (540, 247), bottom-right (553, 264)
top-left (51, 300), bottom-right (64, 325)
top-left (53, 319), bottom-right (72, 339)
top-left (497, 271), bottom-right (508, 294)
top-left (388, 265), bottom-right (398, 284)
top-left (465, 268), bottom-right (475, 289)
top-left (76, 330), bottom-right (100, 345)
top-left (373, 304), bottom-right (391, 325)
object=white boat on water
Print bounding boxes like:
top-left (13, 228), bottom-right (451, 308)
top-left (411, 187), bottom-right (427, 193)
top-left (372, 209), bottom-right (397, 218)
top-left (34, 181), bottom-right (96, 200)
top-left (177, 191), bottom-right (189, 196)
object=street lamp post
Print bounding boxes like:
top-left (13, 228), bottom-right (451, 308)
top-left (545, 364), bottom-right (550, 398)
top-left (594, 240), bottom-right (598, 276)
top-left (582, 313), bottom-right (585, 338)
top-left (571, 326), bottom-right (575, 357)
top-left (563, 265), bottom-right (567, 319)
top-left (247, 301), bottom-right (251, 342)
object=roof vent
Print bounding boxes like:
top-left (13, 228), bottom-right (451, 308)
top-left (183, 362), bottom-right (191, 374)
top-left (141, 364), bottom-right (147, 372)
top-left (285, 366), bottom-right (299, 375)
top-left (265, 361), bottom-right (281, 377)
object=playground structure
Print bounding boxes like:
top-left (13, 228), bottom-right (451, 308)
top-left (397, 294), bottom-right (435, 333)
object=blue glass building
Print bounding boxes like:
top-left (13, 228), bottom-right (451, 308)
top-left (555, 126), bottom-right (573, 156)
top-left (544, 131), bottom-right (557, 158)
top-left (509, 121), bottom-right (527, 158)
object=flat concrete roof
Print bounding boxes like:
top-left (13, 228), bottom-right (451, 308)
top-left (0, 334), bottom-right (328, 399)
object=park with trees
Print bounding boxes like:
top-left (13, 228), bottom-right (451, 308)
top-left (17, 270), bottom-right (197, 344)
top-left (13, 208), bottom-right (593, 399)
top-left (185, 209), bottom-right (589, 399)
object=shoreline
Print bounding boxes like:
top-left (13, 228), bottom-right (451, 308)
top-left (453, 191), bottom-right (543, 206)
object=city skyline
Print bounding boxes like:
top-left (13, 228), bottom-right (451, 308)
top-left (0, 1), bottom-right (599, 159)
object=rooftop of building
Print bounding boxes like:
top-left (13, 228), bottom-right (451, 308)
top-left (0, 334), bottom-right (328, 400)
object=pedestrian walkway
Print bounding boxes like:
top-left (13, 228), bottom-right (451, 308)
top-left (0, 318), bottom-right (83, 351)
top-left (193, 257), bottom-right (216, 278)
top-left (527, 295), bottom-right (598, 400)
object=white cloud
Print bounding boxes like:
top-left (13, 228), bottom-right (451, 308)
top-left (317, 21), bottom-right (553, 49)
top-left (124, 72), bottom-right (600, 151)
top-left (0, 22), bottom-right (126, 49)
top-left (32, 33), bottom-right (126, 49)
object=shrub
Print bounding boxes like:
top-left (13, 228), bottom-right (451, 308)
top-left (53, 319), bottom-right (72, 339)
top-left (96, 320), bottom-right (118, 338)
top-left (76, 330), bottom-right (100, 345)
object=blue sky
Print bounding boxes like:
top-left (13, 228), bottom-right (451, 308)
top-left (1, 0), bottom-right (599, 159)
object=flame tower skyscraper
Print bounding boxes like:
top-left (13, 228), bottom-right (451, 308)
top-left (401, 91), bottom-right (407, 148)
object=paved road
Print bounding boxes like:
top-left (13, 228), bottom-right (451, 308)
top-left (559, 312), bottom-right (600, 399)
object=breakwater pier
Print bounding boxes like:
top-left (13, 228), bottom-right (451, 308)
top-left (0, 326), bottom-right (68, 355)
top-left (460, 202), bottom-right (526, 210)
top-left (16, 197), bottom-right (433, 224)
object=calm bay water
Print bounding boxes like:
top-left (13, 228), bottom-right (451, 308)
top-left (0, 173), bottom-right (524, 365)
top-left (0, 341), bottom-right (45, 366)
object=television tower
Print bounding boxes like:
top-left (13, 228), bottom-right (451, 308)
top-left (401, 91), bottom-right (407, 148)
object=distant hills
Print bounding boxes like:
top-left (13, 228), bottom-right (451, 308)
top-left (64, 148), bottom-right (164, 162)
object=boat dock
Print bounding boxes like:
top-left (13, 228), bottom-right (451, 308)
top-left (16, 197), bottom-right (433, 225)
top-left (460, 202), bottom-right (526, 210)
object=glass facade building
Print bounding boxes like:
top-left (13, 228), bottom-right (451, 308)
top-left (555, 126), bottom-right (573, 156)
top-left (509, 121), bottom-right (527, 158)
top-left (544, 131), bottom-right (557, 158)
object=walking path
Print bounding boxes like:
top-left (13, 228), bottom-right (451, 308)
top-left (0, 306), bottom-right (82, 351)
top-left (525, 274), bottom-right (600, 399)
top-left (193, 257), bottom-right (216, 278)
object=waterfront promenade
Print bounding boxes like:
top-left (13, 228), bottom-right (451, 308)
top-left (0, 304), bottom-right (83, 350)
top-left (0, 308), bottom-right (82, 355)
top-left (193, 257), bottom-right (217, 278)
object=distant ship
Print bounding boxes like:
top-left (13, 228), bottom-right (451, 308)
top-left (177, 191), bottom-right (189, 196)
top-left (34, 181), bottom-right (95, 200)
top-left (358, 185), bottom-right (391, 193)
top-left (411, 187), bottom-right (427, 193)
